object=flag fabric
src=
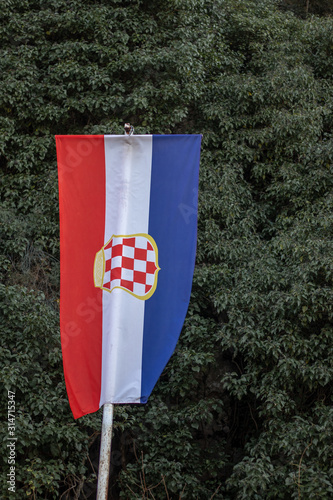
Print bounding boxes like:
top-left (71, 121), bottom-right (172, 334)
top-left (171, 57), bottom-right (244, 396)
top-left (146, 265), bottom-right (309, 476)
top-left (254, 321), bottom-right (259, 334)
top-left (56, 134), bottom-right (201, 419)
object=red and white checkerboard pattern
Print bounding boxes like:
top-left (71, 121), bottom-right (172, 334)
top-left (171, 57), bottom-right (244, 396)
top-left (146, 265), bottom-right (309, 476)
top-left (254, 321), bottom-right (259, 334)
top-left (102, 235), bottom-right (158, 297)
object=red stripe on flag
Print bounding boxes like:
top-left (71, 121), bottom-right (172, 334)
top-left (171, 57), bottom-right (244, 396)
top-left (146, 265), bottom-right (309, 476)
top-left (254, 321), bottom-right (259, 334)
top-left (56, 135), bottom-right (105, 419)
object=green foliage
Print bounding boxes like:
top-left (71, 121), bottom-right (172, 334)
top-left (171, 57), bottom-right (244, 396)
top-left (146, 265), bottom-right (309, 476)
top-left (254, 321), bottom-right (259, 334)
top-left (0, 0), bottom-right (332, 498)
top-left (280, 0), bottom-right (333, 17)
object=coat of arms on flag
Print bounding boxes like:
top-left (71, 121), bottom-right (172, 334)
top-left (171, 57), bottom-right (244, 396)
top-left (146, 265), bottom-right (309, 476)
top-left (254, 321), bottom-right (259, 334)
top-left (94, 233), bottom-right (160, 300)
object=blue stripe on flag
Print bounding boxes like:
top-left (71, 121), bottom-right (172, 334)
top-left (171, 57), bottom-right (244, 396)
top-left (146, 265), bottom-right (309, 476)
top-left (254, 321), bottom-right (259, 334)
top-left (141, 135), bottom-right (201, 401)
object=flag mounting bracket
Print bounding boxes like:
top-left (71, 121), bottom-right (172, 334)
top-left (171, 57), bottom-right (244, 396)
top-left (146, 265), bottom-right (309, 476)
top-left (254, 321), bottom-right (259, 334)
top-left (124, 123), bottom-right (134, 136)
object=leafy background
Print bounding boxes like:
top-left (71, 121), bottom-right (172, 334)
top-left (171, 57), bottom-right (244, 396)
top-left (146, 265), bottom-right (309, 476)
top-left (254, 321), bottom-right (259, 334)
top-left (0, 0), bottom-right (332, 498)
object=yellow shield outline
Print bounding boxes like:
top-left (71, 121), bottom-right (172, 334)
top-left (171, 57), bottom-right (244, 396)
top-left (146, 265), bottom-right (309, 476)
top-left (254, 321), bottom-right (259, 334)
top-left (93, 233), bottom-right (160, 300)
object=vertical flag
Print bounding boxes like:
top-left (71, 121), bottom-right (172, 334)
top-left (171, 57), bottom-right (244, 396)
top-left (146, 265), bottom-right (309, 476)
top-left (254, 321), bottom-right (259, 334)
top-left (56, 134), bottom-right (201, 419)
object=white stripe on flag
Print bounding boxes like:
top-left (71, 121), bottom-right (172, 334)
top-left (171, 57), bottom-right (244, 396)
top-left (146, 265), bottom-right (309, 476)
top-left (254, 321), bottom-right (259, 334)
top-left (100, 135), bottom-right (153, 405)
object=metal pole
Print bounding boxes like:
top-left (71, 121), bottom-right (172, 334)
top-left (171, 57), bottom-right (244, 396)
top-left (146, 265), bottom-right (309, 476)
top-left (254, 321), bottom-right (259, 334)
top-left (96, 403), bottom-right (114, 499)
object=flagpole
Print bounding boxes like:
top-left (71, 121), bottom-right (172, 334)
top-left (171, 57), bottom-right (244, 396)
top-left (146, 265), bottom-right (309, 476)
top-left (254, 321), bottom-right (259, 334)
top-left (97, 124), bottom-right (132, 499)
top-left (96, 403), bottom-right (114, 499)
